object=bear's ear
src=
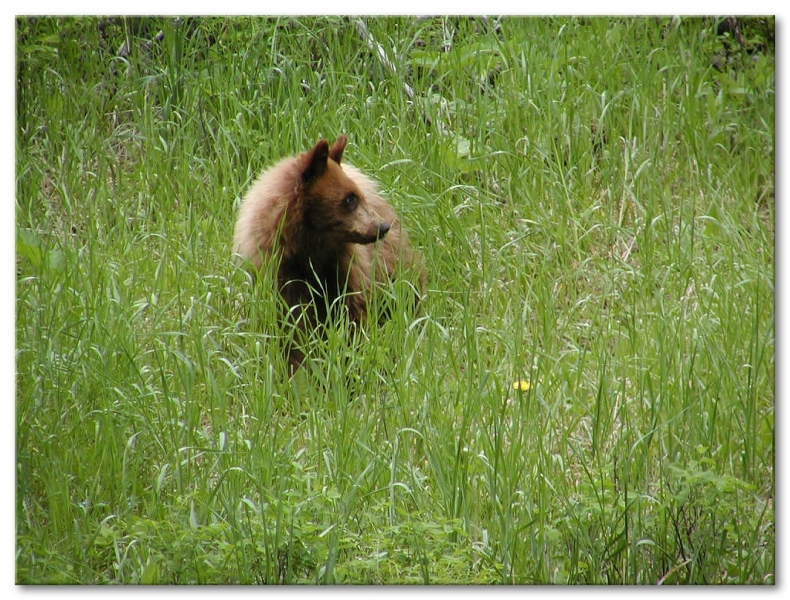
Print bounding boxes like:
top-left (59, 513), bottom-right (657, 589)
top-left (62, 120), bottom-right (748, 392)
top-left (328, 135), bottom-right (348, 164)
top-left (301, 139), bottom-right (330, 184)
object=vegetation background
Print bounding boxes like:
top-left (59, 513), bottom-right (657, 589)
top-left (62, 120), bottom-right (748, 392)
top-left (16, 15), bottom-right (774, 584)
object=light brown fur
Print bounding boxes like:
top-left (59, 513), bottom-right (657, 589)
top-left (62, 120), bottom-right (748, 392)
top-left (233, 135), bottom-right (426, 370)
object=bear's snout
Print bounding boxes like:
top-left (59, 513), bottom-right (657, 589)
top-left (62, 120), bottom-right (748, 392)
top-left (376, 222), bottom-right (391, 239)
top-left (350, 220), bottom-right (391, 245)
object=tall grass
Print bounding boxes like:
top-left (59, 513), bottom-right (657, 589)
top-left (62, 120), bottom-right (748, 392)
top-left (16, 16), bottom-right (774, 584)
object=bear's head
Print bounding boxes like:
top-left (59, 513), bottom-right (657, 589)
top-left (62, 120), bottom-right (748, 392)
top-left (295, 136), bottom-right (391, 247)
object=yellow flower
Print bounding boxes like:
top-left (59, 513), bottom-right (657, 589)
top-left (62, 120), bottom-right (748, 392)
top-left (512, 380), bottom-right (530, 392)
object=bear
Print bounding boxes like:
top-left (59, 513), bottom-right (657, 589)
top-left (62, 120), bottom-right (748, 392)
top-left (232, 135), bottom-right (426, 371)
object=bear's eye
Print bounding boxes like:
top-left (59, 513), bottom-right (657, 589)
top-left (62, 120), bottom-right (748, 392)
top-left (343, 193), bottom-right (358, 211)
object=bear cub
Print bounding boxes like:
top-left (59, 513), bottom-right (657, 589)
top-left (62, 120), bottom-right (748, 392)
top-left (233, 135), bottom-right (426, 371)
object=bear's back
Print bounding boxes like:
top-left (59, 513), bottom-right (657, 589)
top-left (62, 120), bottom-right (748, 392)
top-left (232, 156), bottom-right (303, 270)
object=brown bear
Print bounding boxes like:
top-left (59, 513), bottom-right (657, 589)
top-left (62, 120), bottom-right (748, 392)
top-left (233, 135), bottom-right (426, 371)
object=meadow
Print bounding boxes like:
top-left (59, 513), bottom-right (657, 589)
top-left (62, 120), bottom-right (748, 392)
top-left (15, 16), bottom-right (774, 584)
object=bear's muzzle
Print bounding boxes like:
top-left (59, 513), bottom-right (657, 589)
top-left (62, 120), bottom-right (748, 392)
top-left (376, 222), bottom-right (391, 239)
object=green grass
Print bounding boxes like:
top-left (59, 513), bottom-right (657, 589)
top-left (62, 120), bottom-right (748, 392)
top-left (16, 16), bottom-right (774, 584)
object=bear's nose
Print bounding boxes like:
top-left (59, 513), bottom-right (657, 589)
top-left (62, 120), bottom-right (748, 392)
top-left (377, 222), bottom-right (391, 238)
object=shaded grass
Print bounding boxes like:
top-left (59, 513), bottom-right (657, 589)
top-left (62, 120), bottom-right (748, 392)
top-left (16, 16), bottom-right (774, 584)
